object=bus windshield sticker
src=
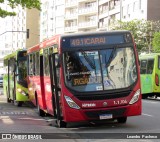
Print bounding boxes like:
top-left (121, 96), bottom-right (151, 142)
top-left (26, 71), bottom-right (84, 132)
top-left (96, 86), bottom-right (103, 90)
top-left (69, 71), bottom-right (92, 76)
top-left (104, 80), bottom-right (111, 87)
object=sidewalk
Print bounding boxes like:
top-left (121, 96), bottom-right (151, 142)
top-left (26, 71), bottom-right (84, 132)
top-left (0, 93), bottom-right (6, 102)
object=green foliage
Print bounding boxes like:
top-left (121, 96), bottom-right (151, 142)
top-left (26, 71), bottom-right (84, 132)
top-left (0, 0), bottom-right (41, 18)
top-left (0, 7), bottom-right (16, 17)
top-left (152, 32), bottom-right (160, 52)
top-left (110, 19), bottom-right (155, 52)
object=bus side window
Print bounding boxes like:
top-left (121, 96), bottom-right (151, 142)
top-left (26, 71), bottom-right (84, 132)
top-left (44, 49), bottom-right (49, 76)
top-left (55, 54), bottom-right (60, 86)
top-left (29, 54), bottom-right (33, 75)
top-left (35, 52), bottom-right (40, 75)
top-left (33, 53), bottom-right (36, 75)
top-left (147, 59), bottom-right (154, 74)
top-left (10, 58), bottom-right (16, 73)
top-left (158, 56), bottom-right (160, 69)
top-left (140, 60), bottom-right (147, 74)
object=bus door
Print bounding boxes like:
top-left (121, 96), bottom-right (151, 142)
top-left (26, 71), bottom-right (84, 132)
top-left (7, 59), bottom-right (11, 100)
top-left (43, 48), bottom-right (53, 114)
top-left (8, 58), bottom-right (16, 101)
top-left (49, 53), bottom-right (62, 122)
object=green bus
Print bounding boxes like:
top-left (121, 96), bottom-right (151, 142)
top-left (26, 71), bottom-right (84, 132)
top-left (3, 49), bottom-right (29, 106)
top-left (139, 53), bottom-right (160, 99)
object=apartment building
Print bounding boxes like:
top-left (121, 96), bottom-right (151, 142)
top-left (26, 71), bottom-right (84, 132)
top-left (11, 5), bottom-right (26, 50)
top-left (40, 0), bottom-right (65, 41)
top-left (65, 0), bottom-right (98, 33)
top-left (26, 8), bottom-right (40, 48)
top-left (0, 1), bottom-right (40, 70)
top-left (0, 2), bottom-right (25, 71)
top-left (40, 0), bottom-right (160, 41)
top-left (98, 0), bottom-right (160, 29)
top-left (40, 0), bottom-right (55, 41)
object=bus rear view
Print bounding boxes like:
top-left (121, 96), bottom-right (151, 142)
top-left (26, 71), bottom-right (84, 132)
top-left (56, 31), bottom-right (141, 126)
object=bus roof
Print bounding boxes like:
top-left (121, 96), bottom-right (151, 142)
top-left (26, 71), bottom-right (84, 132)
top-left (61, 30), bottom-right (131, 38)
top-left (27, 30), bottom-right (132, 54)
top-left (27, 44), bottom-right (40, 53)
top-left (3, 49), bottom-right (27, 60)
top-left (139, 53), bottom-right (160, 59)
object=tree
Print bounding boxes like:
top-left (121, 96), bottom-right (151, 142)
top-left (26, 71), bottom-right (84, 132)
top-left (0, 0), bottom-right (41, 18)
top-left (152, 32), bottom-right (160, 52)
top-left (110, 19), bottom-right (156, 52)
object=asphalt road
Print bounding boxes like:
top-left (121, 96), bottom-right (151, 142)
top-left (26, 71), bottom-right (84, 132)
top-left (0, 87), bottom-right (160, 142)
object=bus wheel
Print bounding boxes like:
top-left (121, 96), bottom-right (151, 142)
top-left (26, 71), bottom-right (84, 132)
top-left (6, 89), bottom-right (11, 103)
top-left (17, 101), bottom-right (23, 107)
top-left (7, 98), bottom-right (11, 103)
top-left (37, 102), bottom-right (45, 117)
top-left (13, 100), bottom-right (22, 107)
top-left (142, 95), bottom-right (147, 99)
top-left (56, 119), bottom-right (67, 128)
top-left (117, 117), bottom-right (127, 123)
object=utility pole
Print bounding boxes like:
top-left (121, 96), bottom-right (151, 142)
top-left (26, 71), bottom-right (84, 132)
top-left (149, 22), bottom-right (153, 54)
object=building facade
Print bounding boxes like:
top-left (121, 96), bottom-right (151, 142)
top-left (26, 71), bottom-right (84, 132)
top-left (0, 1), bottom-right (40, 71)
top-left (65, 0), bottom-right (98, 33)
top-left (26, 8), bottom-right (40, 48)
top-left (39, 0), bottom-right (160, 41)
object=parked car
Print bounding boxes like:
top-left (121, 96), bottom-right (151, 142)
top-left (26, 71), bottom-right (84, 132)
top-left (0, 76), bottom-right (3, 87)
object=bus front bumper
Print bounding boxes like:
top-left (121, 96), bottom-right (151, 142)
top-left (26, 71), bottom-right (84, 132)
top-left (63, 101), bottom-right (141, 122)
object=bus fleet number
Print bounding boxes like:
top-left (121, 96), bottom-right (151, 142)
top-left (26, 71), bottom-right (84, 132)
top-left (113, 99), bottom-right (127, 105)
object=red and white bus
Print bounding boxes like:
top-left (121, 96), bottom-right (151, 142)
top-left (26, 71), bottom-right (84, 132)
top-left (27, 31), bottom-right (141, 127)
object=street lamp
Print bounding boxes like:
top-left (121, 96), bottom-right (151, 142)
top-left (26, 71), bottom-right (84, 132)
top-left (0, 30), bottom-right (30, 39)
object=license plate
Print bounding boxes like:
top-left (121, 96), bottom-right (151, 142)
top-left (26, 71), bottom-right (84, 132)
top-left (99, 114), bottom-right (113, 120)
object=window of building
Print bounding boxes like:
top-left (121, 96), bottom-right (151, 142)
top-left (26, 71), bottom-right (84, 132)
top-left (85, 1), bottom-right (96, 8)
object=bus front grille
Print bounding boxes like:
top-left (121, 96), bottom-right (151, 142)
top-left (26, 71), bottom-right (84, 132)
top-left (75, 90), bottom-right (131, 101)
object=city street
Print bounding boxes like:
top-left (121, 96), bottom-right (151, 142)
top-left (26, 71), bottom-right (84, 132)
top-left (0, 87), bottom-right (160, 141)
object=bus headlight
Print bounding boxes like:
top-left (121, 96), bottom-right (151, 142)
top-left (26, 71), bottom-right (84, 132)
top-left (129, 89), bottom-right (141, 104)
top-left (17, 88), bottom-right (22, 93)
top-left (64, 96), bottom-right (80, 109)
top-left (17, 88), bottom-right (27, 96)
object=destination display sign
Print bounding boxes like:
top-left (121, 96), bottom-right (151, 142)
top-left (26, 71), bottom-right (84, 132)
top-left (70, 35), bottom-right (125, 47)
top-left (72, 77), bottom-right (102, 86)
top-left (18, 51), bottom-right (27, 57)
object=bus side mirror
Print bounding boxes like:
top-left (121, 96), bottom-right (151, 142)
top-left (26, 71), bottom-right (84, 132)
top-left (55, 54), bottom-right (60, 68)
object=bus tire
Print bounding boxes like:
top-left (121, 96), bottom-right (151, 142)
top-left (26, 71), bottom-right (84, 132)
top-left (17, 101), bottom-right (23, 107)
top-left (6, 89), bottom-right (11, 103)
top-left (117, 117), bottom-right (127, 123)
top-left (56, 119), bottom-right (67, 128)
top-left (7, 97), bottom-right (11, 103)
top-left (142, 95), bottom-right (147, 99)
top-left (37, 101), bottom-right (45, 117)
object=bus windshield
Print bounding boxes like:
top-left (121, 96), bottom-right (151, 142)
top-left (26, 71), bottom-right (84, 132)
top-left (17, 57), bottom-right (27, 86)
top-left (64, 47), bottom-right (137, 92)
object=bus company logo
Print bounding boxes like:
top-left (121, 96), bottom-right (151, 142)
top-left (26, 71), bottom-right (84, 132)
top-left (103, 102), bottom-right (108, 107)
top-left (2, 134), bottom-right (12, 139)
top-left (82, 103), bottom-right (96, 108)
